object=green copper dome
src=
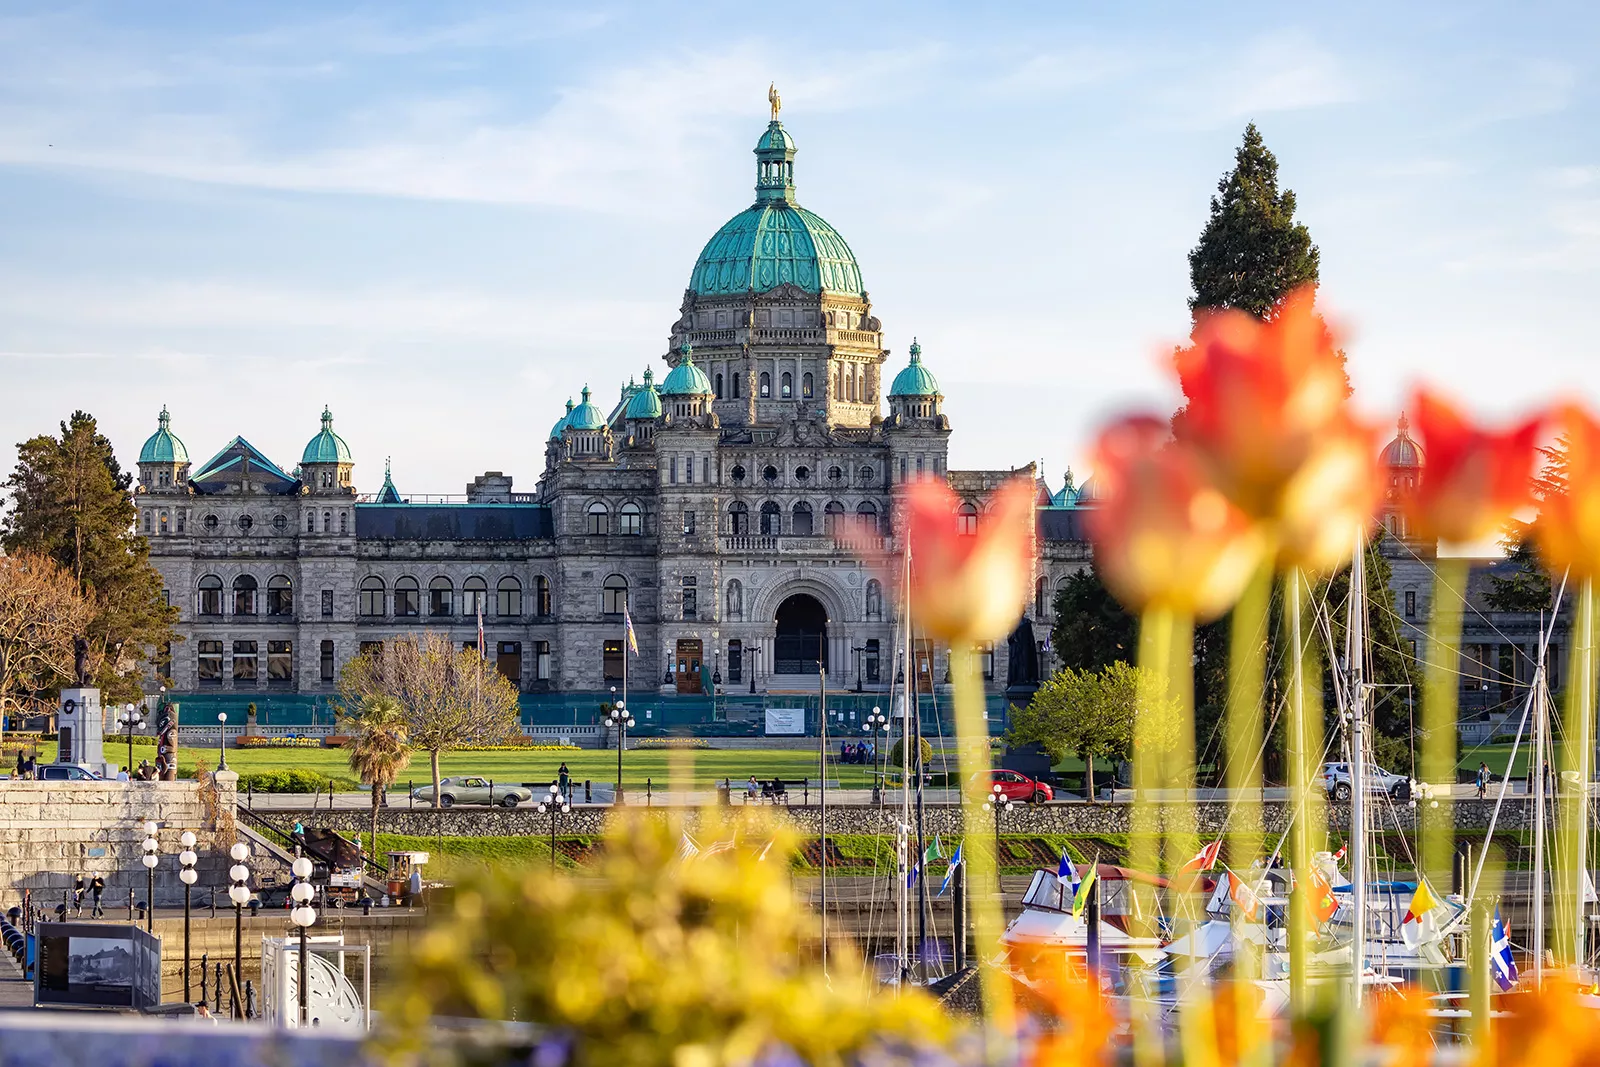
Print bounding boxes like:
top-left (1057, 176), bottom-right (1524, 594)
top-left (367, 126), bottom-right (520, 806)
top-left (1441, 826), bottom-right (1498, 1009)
top-left (138, 406), bottom-right (188, 465)
top-left (548, 398), bottom-right (574, 441)
top-left (889, 339), bottom-right (940, 398)
top-left (625, 368), bottom-right (663, 419)
top-left (687, 120), bottom-right (864, 297)
top-left (301, 406), bottom-right (353, 465)
top-left (565, 386), bottom-right (607, 431)
top-left (660, 343), bottom-right (713, 396)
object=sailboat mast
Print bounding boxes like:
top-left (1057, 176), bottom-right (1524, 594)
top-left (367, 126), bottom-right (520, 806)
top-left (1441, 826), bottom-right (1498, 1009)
top-left (1347, 528), bottom-right (1369, 1005)
top-left (899, 540), bottom-right (915, 985)
top-left (1534, 661), bottom-right (1547, 987)
top-left (819, 628), bottom-right (828, 976)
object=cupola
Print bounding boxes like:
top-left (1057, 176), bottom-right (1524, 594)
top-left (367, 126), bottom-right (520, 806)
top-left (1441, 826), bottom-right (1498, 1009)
top-left (888, 339), bottom-right (943, 421)
top-left (660, 343), bottom-right (713, 419)
top-left (137, 406), bottom-right (191, 493)
top-left (300, 406), bottom-right (355, 495)
top-left (559, 386), bottom-right (615, 462)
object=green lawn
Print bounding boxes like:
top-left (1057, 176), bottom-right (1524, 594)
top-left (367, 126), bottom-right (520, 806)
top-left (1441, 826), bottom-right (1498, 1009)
top-left (1456, 741), bottom-right (1565, 779)
top-left (39, 741), bottom-right (885, 791)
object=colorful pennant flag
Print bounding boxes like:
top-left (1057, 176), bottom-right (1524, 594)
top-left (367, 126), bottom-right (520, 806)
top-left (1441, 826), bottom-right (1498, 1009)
top-left (1228, 870), bottom-right (1263, 921)
top-left (1179, 839), bottom-right (1222, 876)
top-left (1491, 908), bottom-right (1518, 991)
top-left (624, 607), bottom-right (639, 655)
top-left (938, 843), bottom-right (964, 897)
top-left (1403, 877), bottom-right (1440, 925)
top-left (1309, 869), bottom-right (1339, 923)
top-left (1071, 865), bottom-right (1097, 920)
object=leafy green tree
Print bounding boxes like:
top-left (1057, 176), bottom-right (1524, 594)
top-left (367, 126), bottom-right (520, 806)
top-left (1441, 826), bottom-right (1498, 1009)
top-left (1, 412), bottom-right (177, 702)
top-left (1007, 663), bottom-right (1168, 800)
top-left (1486, 436), bottom-right (1566, 612)
top-left (1050, 565), bottom-right (1137, 670)
top-left (1188, 123), bottom-right (1321, 320)
top-left (1321, 535), bottom-right (1416, 755)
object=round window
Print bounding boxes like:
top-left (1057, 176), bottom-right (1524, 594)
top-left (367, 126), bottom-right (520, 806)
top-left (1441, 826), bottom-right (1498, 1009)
top-left (237, 514), bottom-right (253, 532)
top-left (272, 514), bottom-right (287, 532)
top-left (204, 514), bottom-right (219, 532)
top-left (795, 466), bottom-right (810, 481)
top-left (731, 465), bottom-right (746, 482)
top-left (828, 465), bottom-right (843, 482)
top-left (763, 465), bottom-right (778, 482)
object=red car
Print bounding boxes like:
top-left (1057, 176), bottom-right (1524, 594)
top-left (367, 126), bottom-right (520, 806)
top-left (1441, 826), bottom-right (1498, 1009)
top-left (986, 769), bottom-right (1053, 804)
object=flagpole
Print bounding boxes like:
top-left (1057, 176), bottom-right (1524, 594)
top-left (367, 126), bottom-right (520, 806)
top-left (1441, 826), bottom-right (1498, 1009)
top-left (1346, 526), bottom-right (1368, 1005)
top-left (899, 541), bottom-right (915, 987)
top-left (819, 626), bottom-right (828, 977)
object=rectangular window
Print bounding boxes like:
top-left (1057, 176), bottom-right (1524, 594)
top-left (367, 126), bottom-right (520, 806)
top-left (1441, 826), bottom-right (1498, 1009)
top-left (162, 589), bottom-right (171, 607)
top-left (395, 586), bottom-right (419, 617)
top-left (463, 587), bottom-right (486, 616)
top-left (865, 639), bottom-right (880, 684)
top-left (232, 640), bottom-right (258, 683)
top-left (728, 639), bottom-right (742, 683)
top-left (670, 457), bottom-right (677, 484)
top-left (683, 511), bottom-right (696, 536)
top-left (267, 641), bottom-right (292, 685)
top-left (267, 583), bottom-right (293, 617)
top-left (979, 641), bottom-right (995, 681)
top-left (430, 587), bottom-right (452, 617)
top-left (359, 640), bottom-right (383, 658)
top-left (200, 586), bottom-right (222, 616)
top-left (322, 589), bottom-right (334, 617)
top-left (176, 510), bottom-right (185, 533)
top-left (685, 458), bottom-right (693, 484)
top-left (496, 641), bottom-right (522, 687)
top-left (603, 639), bottom-right (624, 681)
top-left (533, 640), bottom-right (551, 681)
top-left (702, 457), bottom-right (710, 482)
top-left (497, 583), bottom-right (521, 617)
top-left (320, 640), bottom-right (335, 682)
top-left (197, 640), bottom-right (222, 685)
top-left (143, 512), bottom-right (151, 534)
top-left (1404, 590), bottom-right (1416, 618)
top-left (536, 576), bottom-right (552, 617)
top-left (682, 576), bottom-right (697, 620)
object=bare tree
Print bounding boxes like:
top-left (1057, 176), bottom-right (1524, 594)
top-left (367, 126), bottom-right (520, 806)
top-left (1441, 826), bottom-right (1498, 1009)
top-left (0, 553), bottom-right (97, 732)
top-left (338, 632), bottom-right (519, 801)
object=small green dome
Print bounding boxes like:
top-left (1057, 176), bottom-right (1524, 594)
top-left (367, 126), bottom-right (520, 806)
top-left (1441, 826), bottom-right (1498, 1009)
top-left (660, 344), bottom-right (713, 396)
top-left (301, 406), bottom-right (352, 465)
top-left (625, 368), bottom-right (663, 420)
top-left (548, 398), bottom-right (574, 441)
top-left (565, 386), bottom-right (607, 431)
top-left (139, 406), bottom-right (188, 465)
top-left (889, 339), bottom-right (941, 398)
top-left (687, 119), bottom-right (864, 297)
top-left (1050, 468), bottom-right (1078, 508)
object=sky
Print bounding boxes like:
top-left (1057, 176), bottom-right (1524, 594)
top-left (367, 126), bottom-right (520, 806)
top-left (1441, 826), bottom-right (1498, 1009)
top-left (0, 1), bottom-right (1596, 498)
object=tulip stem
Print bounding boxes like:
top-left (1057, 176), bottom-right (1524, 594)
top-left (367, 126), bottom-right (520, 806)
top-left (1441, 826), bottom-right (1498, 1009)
top-left (1423, 557), bottom-right (1467, 923)
top-left (1284, 567), bottom-right (1326, 1019)
top-left (1227, 562), bottom-right (1272, 1067)
top-left (949, 644), bottom-right (1014, 1059)
top-left (1559, 578), bottom-right (1596, 969)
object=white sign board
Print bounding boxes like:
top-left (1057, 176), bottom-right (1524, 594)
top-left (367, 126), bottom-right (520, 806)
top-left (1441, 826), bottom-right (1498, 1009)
top-left (764, 708), bottom-right (805, 736)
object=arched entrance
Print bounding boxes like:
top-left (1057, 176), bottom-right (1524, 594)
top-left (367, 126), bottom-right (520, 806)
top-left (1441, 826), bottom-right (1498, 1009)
top-left (774, 593), bottom-right (828, 674)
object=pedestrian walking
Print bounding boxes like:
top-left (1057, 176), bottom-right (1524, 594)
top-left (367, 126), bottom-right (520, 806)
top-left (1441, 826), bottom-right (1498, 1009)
top-left (558, 762), bottom-right (571, 796)
top-left (1476, 762), bottom-right (1490, 800)
top-left (72, 874), bottom-right (85, 916)
top-left (90, 873), bottom-right (105, 918)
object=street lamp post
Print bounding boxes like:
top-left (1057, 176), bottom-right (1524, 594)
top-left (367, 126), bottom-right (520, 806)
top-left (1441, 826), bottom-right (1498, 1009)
top-left (118, 705), bottom-right (146, 777)
top-left (139, 821), bottom-right (159, 933)
top-left (217, 713), bottom-right (229, 772)
top-left (862, 706), bottom-right (889, 806)
top-left (290, 855), bottom-right (316, 1027)
top-left (227, 842), bottom-right (251, 1019)
top-left (852, 646), bottom-right (865, 693)
top-left (606, 703), bottom-right (635, 804)
top-left (749, 645), bottom-right (761, 695)
top-left (178, 832), bottom-right (197, 1001)
top-left (536, 784), bottom-right (571, 873)
top-left (981, 784), bottom-right (1011, 870)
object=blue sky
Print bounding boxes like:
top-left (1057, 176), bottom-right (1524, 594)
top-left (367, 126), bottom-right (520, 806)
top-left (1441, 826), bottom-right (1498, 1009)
top-left (0, 2), bottom-right (1595, 495)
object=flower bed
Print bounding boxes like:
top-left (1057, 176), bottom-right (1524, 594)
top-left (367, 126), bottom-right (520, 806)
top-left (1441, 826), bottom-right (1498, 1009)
top-left (235, 735), bottom-right (323, 749)
top-left (452, 742), bottom-right (579, 752)
top-left (633, 737), bottom-right (711, 750)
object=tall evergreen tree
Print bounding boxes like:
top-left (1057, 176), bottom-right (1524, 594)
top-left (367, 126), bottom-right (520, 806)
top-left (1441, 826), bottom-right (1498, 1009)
top-left (1050, 565), bottom-right (1137, 670)
top-left (1, 412), bottom-right (178, 702)
top-left (1188, 123), bottom-right (1321, 319)
top-left (1485, 436), bottom-right (1566, 612)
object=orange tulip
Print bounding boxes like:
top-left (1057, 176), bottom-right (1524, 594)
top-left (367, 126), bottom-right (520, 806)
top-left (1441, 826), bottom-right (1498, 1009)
top-left (904, 476), bottom-right (1035, 644)
top-left (1535, 404), bottom-right (1600, 580)
top-left (1402, 390), bottom-right (1542, 544)
top-left (1085, 416), bottom-right (1267, 620)
top-left (1173, 285), bottom-right (1381, 572)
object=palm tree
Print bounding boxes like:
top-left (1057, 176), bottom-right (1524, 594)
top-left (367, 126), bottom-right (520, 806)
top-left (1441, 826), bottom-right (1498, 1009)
top-left (343, 695), bottom-right (411, 859)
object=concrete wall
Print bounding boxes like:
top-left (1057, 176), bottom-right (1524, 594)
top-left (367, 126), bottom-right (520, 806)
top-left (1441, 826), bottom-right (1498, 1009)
top-left (0, 774), bottom-right (238, 907)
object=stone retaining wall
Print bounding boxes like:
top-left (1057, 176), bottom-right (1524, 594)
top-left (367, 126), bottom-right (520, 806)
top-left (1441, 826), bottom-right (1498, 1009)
top-left (0, 774), bottom-right (237, 907)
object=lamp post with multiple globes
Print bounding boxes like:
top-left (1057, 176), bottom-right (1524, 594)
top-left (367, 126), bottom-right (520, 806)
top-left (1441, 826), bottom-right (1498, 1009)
top-left (177, 832), bottom-right (198, 1001)
top-left (862, 706), bottom-right (889, 806)
top-left (605, 703), bottom-right (635, 804)
top-left (139, 821), bottom-right (159, 932)
top-left (536, 784), bottom-right (571, 873)
top-left (118, 705), bottom-right (146, 778)
top-left (981, 783), bottom-right (1011, 867)
top-left (290, 855), bottom-right (317, 1027)
top-left (227, 842), bottom-right (251, 1018)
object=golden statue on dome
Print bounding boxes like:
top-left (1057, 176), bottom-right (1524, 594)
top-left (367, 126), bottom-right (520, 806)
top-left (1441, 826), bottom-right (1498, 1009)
top-left (768, 82), bottom-right (781, 120)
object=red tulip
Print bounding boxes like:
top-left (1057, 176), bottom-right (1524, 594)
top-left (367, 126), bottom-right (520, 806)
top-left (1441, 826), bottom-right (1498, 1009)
top-left (904, 477), bottom-right (1035, 644)
top-left (1086, 417), bottom-right (1266, 620)
top-left (1404, 390), bottom-right (1542, 544)
top-left (1536, 404), bottom-right (1600, 580)
top-left (1173, 286), bottom-right (1381, 572)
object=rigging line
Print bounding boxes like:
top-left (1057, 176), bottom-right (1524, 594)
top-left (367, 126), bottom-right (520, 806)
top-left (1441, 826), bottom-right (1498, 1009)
top-left (1467, 570), bottom-right (1568, 904)
top-left (1387, 535), bottom-right (1552, 673)
top-left (1363, 591), bottom-right (1529, 688)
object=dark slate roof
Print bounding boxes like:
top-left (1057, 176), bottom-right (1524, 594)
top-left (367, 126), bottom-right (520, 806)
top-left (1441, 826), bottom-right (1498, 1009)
top-left (355, 504), bottom-right (554, 541)
top-left (191, 437), bottom-right (299, 495)
top-left (1036, 508), bottom-right (1090, 542)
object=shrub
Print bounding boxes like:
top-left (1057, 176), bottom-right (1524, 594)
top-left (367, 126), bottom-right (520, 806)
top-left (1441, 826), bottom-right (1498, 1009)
top-left (235, 735), bottom-right (323, 749)
top-left (236, 769), bottom-right (360, 793)
top-left (888, 736), bottom-right (935, 769)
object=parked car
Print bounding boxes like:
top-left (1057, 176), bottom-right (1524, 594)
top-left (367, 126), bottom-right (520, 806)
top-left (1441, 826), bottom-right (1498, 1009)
top-left (1322, 761), bottom-right (1412, 802)
top-left (410, 776), bottom-right (532, 808)
top-left (37, 764), bottom-right (105, 781)
top-left (984, 769), bottom-right (1053, 805)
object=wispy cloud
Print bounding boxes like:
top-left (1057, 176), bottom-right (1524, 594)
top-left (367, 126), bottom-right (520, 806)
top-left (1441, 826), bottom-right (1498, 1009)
top-left (1159, 30), bottom-right (1359, 128)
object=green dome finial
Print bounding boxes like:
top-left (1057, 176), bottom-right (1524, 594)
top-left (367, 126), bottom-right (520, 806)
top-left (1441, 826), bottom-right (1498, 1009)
top-left (660, 347), bottom-right (713, 396)
top-left (302, 406), bottom-right (353, 465)
top-left (680, 340), bottom-right (693, 361)
top-left (159, 406), bottom-right (171, 430)
top-left (753, 113), bottom-right (796, 205)
top-left (565, 386), bottom-right (607, 431)
top-left (626, 367), bottom-right (663, 420)
top-left (909, 338), bottom-right (921, 361)
top-left (889, 340), bottom-right (940, 399)
top-left (139, 406), bottom-right (189, 465)
top-left (643, 367), bottom-right (654, 385)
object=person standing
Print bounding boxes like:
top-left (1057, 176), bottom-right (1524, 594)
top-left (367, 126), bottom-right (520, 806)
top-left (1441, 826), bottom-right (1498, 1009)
top-left (72, 874), bottom-right (85, 916)
top-left (1476, 762), bottom-right (1490, 800)
top-left (557, 762), bottom-right (571, 797)
top-left (90, 873), bottom-right (105, 918)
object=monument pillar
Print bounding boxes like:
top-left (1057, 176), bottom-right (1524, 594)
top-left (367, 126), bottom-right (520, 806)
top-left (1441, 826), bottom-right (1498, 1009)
top-left (56, 688), bottom-right (108, 775)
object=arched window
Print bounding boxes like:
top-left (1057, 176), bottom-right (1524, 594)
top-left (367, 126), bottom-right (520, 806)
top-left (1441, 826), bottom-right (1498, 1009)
top-left (619, 502), bottom-right (643, 536)
top-left (781, 371), bottom-right (792, 398)
top-left (394, 577), bottom-right (419, 617)
top-left (856, 500), bottom-right (879, 534)
top-left (339, 512), bottom-right (348, 534)
top-left (1035, 577), bottom-right (1048, 618)
top-left (848, 369), bottom-right (857, 402)
top-left (760, 501), bottom-right (781, 535)
top-left (534, 575), bottom-right (551, 617)
top-left (715, 372), bottom-right (724, 398)
top-left (732, 373), bottom-right (740, 399)
top-left (791, 501), bottom-right (814, 536)
top-left (586, 502), bottom-right (609, 536)
top-left (726, 579), bottom-right (744, 620)
top-left (266, 575), bottom-right (293, 617)
top-left (957, 501), bottom-right (979, 536)
top-left (728, 501), bottom-right (749, 535)
top-left (233, 575), bottom-right (258, 616)
top-left (602, 574), bottom-right (629, 615)
top-left (463, 576), bottom-right (487, 616)
top-left (802, 372), bottom-right (814, 398)
top-left (322, 511), bottom-right (331, 533)
top-left (359, 577), bottom-right (385, 617)
top-left (198, 575), bottom-right (223, 616)
top-left (497, 577), bottom-right (522, 617)
top-left (866, 579), bottom-right (884, 619)
top-left (429, 577), bottom-right (453, 617)
top-left (760, 371), bottom-right (771, 398)
top-left (823, 500), bottom-right (845, 534)
top-left (828, 465), bottom-right (843, 483)
top-left (307, 512), bottom-right (315, 533)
